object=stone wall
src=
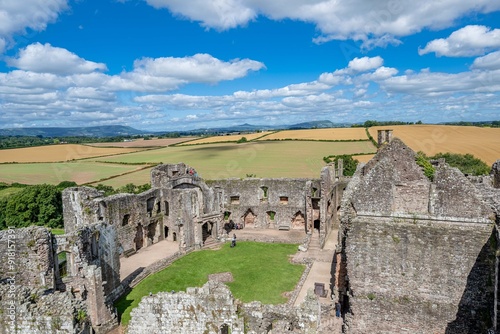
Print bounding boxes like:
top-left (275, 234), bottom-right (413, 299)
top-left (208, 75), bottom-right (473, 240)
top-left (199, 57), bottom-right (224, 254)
top-left (62, 187), bottom-right (104, 233)
top-left (127, 280), bottom-right (244, 334)
top-left (127, 280), bottom-right (321, 334)
top-left (344, 217), bottom-right (495, 333)
top-left (239, 290), bottom-right (320, 334)
top-left (54, 222), bottom-right (120, 298)
top-left (319, 162), bottom-right (347, 247)
top-left (0, 227), bottom-right (54, 289)
top-left (340, 138), bottom-right (497, 333)
top-left (0, 285), bottom-right (89, 334)
top-left (210, 178), bottom-right (316, 231)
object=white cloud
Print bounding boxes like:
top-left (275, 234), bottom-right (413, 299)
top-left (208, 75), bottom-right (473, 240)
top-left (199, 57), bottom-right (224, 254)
top-left (108, 54), bottom-right (265, 92)
top-left (0, 0), bottom-right (68, 51)
top-left (471, 51), bottom-right (500, 70)
top-left (146, 0), bottom-right (256, 30)
top-left (131, 54), bottom-right (264, 83)
top-left (0, 51), bottom-right (267, 128)
top-left (7, 43), bottom-right (108, 75)
top-left (348, 56), bottom-right (383, 72)
top-left (419, 25), bottom-right (500, 57)
top-left (144, 0), bottom-right (500, 47)
top-left (380, 69), bottom-right (500, 96)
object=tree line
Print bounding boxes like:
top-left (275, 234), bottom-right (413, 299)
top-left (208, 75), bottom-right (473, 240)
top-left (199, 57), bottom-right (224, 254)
top-left (351, 120), bottom-right (423, 128)
top-left (0, 133), bottom-right (185, 150)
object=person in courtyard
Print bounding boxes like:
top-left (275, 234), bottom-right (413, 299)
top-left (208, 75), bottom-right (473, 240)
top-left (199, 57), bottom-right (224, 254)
top-left (231, 233), bottom-right (237, 247)
top-left (335, 302), bottom-right (341, 318)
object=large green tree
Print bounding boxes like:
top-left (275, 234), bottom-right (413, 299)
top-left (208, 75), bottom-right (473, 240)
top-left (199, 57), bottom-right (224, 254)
top-left (1, 184), bottom-right (63, 229)
top-left (430, 152), bottom-right (490, 176)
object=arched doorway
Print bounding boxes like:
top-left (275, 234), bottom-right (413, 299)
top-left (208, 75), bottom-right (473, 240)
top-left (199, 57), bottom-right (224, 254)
top-left (314, 219), bottom-right (320, 231)
top-left (134, 225), bottom-right (144, 250)
top-left (164, 226), bottom-right (169, 239)
top-left (202, 222), bottom-right (214, 243)
top-left (291, 211), bottom-right (306, 230)
top-left (242, 209), bottom-right (256, 228)
top-left (147, 222), bottom-right (157, 245)
top-left (173, 232), bottom-right (177, 242)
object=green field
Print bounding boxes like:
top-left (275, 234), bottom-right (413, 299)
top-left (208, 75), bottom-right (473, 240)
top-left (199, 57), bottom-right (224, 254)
top-left (0, 162), bottom-right (152, 185)
top-left (92, 141), bottom-right (376, 181)
top-left (0, 140), bottom-right (376, 186)
top-left (115, 242), bottom-right (303, 325)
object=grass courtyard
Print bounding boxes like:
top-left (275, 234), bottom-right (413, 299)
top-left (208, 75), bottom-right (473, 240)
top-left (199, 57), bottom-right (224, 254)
top-left (115, 241), bottom-right (304, 325)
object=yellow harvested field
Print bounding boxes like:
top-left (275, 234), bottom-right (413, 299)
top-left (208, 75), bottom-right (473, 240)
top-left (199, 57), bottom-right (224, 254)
top-left (257, 128), bottom-right (368, 141)
top-left (0, 144), bottom-right (144, 163)
top-left (354, 154), bottom-right (375, 163)
top-left (89, 137), bottom-right (195, 147)
top-left (179, 132), bottom-right (272, 145)
top-left (368, 125), bottom-right (500, 165)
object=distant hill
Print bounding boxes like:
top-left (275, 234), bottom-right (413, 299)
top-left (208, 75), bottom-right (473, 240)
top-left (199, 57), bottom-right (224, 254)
top-left (0, 121), bottom-right (351, 138)
top-left (189, 120), bottom-right (349, 134)
top-left (287, 120), bottom-right (338, 129)
top-left (0, 125), bottom-right (146, 137)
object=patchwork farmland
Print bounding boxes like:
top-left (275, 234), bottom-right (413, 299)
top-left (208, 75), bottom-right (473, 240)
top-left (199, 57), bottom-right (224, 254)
top-left (1, 125), bottom-right (499, 187)
top-left (177, 131), bottom-right (272, 145)
top-left (88, 137), bottom-right (195, 148)
top-left (0, 144), bottom-right (146, 163)
top-left (257, 128), bottom-right (369, 141)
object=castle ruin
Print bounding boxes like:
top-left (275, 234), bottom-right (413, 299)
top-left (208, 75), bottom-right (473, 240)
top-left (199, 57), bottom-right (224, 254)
top-left (1, 133), bottom-right (500, 334)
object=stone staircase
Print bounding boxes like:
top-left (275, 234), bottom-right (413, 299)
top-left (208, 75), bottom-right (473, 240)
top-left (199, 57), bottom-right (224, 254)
top-left (308, 230), bottom-right (321, 252)
top-left (202, 236), bottom-right (220, 250)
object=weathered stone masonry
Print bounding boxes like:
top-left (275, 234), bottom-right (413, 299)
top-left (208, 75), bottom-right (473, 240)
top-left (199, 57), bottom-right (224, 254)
top-left (4, 135), bottom-right (498, 334)
top-left (338, 138), bottom-right (499, 334)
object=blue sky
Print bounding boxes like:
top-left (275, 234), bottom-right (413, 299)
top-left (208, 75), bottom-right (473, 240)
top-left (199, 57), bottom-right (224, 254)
top-left (0, 0), bottom-right (500, 131)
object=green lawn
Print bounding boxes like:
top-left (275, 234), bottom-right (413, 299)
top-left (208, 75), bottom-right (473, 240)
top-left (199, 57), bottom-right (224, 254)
top-left (51, 228), bottom-right (65, 235)
top-left (115, 242), bottom-right (303, 325)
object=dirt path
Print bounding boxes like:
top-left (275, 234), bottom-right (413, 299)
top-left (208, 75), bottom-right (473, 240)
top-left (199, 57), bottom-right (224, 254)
top-left (291, 229), bottom-right (342, 333)
top-left (120, 239), bottom-right (179, 281)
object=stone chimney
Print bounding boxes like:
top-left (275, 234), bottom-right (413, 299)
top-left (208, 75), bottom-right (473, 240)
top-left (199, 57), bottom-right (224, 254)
top-left (377, 129), bottom-right (393, 147)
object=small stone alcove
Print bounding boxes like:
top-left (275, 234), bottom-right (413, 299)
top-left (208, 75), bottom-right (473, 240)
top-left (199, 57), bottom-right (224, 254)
top-left (243, 209), bottom-right (256, 228)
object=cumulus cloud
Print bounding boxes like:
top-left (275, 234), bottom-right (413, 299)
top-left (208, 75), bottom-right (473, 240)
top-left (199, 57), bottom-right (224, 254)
top-left (380, 69), bottom-right (500, 95)
top-left (0, 50), bottom-right (268, 128)
top-left (106, 54), bottom-right (264, 92)
top-left (132, 54), bottom-right (264, 83)
top-left (146, 0), bottom-right (256, 30)
top-left (144, 0), bottom-right (500, 47)
top-left (7, 43), bottom-right (108, 75)
top-left (471, 51), bottom-right (500, 70)
top-left (419, 25), bottom-right (500, 57)
top-left (347, 56), bottom-right (384, 72)
top-left (0, 0), bottom-right (68, 51)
